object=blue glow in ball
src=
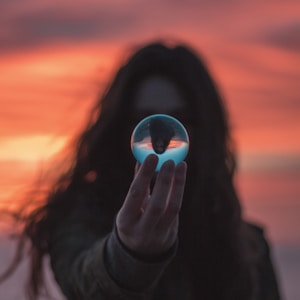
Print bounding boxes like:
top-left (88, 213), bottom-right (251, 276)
top-left (131, 114), bottom-right (189, 171)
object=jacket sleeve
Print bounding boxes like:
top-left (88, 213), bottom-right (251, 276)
top-left (48, 201), bottom-right (175, 300)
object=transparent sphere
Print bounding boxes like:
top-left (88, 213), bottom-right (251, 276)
top-left (131, 114), bottom-right (189, 171)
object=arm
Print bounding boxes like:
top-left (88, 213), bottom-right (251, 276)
top-left (49, 205), bottom-right (173, 300)
top-left (49, 155), bottom-right (186, 299)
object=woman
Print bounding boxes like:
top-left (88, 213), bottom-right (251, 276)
top-left (4, 41), bottom-right (281, 299)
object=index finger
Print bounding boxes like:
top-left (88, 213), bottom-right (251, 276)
top-left (120, 154), bottom-right (158, 219)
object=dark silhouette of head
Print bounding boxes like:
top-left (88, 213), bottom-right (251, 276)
top-left (149, 117), bottom-right (175, 154)
top-left (6, 41), bottom-right (253, 299)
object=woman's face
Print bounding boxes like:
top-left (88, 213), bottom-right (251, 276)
top-left (131, 75), bottom-right (194, 147)
top-left (133, 75), bottom-right (189, 122)
top-left (130, 75), bottom-right (194, 164)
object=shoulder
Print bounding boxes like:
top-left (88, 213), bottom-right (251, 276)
top-left (242, 221), bottom-right (272, 260)
top-left (241, 222), bottom-right (282, 299)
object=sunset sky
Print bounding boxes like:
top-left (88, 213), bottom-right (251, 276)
top-left (0, 0), bottom-right (299, 245)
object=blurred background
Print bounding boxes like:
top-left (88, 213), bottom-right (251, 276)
top-left (0, 0), bottom-right (299, 299)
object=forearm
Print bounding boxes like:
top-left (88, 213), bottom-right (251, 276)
top-left (49, 223), bottom-right (175, 299)
top-left (104, 225), bottom-right (177, 292)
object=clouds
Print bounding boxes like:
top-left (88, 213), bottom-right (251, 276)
top-left (1, 0), bottom-right (298, 54)
top-left (259, 21), bottom-right (300, 52)
top-left (0, 2), bottom-right (140, 52)
top-left (0, 0), bottom-right (299, 150)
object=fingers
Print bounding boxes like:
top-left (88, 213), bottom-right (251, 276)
top-left (119, 155), bottom-right (158, 220)
top-left (158, 162), bottom-right (187, 230)
top-left (117, 158), bottom-right (187, 256)
top-left (142, 161), bottom-right (187, 229)
top-left (134, 161), bottom-right (141, 177)
top-left (142, 160), bottom-right (175, 223)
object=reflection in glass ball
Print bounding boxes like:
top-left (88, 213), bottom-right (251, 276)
top-left (131, 114), bottom-right (189, 171)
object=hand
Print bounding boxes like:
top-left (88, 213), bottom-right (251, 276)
top-left (116, 154), bottom-right (187, 258)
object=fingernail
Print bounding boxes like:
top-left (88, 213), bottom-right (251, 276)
top-left (177, 161), bottom-right (187, 172)
top-left (146, 154), bottom-right (158, 166)
top-left (161, 160), bottom-right (175, 171)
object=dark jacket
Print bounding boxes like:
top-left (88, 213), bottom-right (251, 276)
top-left (49, 197), bottom-right (281, 300)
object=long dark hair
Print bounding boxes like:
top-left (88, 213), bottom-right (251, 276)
top-left (2, 41), bottom-right (253, 299)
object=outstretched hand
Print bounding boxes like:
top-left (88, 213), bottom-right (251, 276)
top-left (116, 154), bottom-right (187, 258)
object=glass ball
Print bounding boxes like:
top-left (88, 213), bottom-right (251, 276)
top-left (131, 114), bottom-right (189, 171)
